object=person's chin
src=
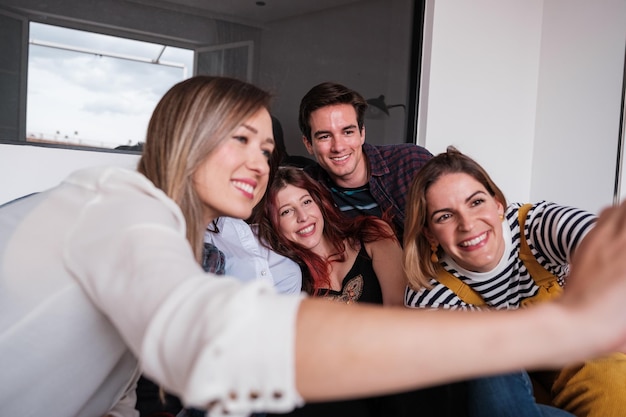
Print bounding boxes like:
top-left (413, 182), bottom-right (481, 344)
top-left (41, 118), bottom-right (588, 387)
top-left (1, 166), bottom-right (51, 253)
top-left (223, 206), bottom-right (253, 220)
top-left (327, 163), bottom-right (351, 177)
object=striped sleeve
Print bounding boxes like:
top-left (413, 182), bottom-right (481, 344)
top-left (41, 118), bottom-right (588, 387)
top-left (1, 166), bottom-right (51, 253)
top-left (526, 201), bottom-right (597, 268)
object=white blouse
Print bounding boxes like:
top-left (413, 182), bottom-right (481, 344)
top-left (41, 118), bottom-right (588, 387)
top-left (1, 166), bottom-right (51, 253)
top-left (205, 217), bottom-right (302, 295)
top-left (0, 166), bottom-right (304, 417)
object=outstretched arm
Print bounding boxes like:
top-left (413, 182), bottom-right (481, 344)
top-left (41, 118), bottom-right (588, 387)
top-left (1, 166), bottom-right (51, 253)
top-left (74, 180), bottom-right (626, 416)
top-left (294, 200), bottom-right (626, 401)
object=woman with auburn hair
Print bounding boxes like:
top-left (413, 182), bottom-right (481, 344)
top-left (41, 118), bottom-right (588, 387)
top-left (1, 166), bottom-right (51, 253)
top-left (403, 146), bottom-right (626, 417)
top-left (3, 77), bottom-right (626, 417)
top-left (257, 166), bottom-right (405, 305)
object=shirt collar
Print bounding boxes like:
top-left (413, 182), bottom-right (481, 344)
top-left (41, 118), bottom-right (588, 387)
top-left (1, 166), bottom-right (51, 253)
top-left (362, 143), bottom-right (389, 177)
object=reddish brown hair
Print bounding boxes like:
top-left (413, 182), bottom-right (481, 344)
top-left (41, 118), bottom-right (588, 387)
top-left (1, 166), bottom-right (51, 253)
top-left (255, 167), bottom-right (396, 294)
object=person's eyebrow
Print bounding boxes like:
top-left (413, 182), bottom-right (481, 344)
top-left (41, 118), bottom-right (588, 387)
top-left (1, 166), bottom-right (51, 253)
top-left (429, 190), bottom-right (487, 220)
top-left (241, 123), bottom-right (257, 134)
top-left (464, 190), bottom-right (486, 203)
top-left (278, 194), bottom-right (311, 211)
top-left (313, 129), bottom-right (331, 139)
top-left (239, 124), bottom-right (275, 146)
top-left (313, 124), bottom-right (358, 139)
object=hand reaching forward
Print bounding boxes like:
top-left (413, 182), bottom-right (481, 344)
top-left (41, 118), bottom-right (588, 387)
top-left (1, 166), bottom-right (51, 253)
top-left (560, 199), bottom-right (626, 354)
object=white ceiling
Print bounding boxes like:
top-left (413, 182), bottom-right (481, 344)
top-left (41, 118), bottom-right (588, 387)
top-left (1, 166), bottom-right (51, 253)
top-left (136, 0), bottom-right (364, 25)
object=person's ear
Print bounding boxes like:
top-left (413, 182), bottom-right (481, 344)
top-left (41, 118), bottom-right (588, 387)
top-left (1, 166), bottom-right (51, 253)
top-left (496, 199), bottom-right (505, 220)
top-left (302, 135), bottom-right (314, 156)
top-left (423, 227), bottom-right (439, 246)
top-left (360, 126), bottom-right (366, 145)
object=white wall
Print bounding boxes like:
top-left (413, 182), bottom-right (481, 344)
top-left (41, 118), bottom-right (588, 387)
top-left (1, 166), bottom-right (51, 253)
top-left (422, 0), bottom-right (545, 206)
top-left (531, 0), bottom-right (626, 212)
top-left (421, 0), bottom-right (625, 213)
top-left (0, 144), bottom-right (140, 205)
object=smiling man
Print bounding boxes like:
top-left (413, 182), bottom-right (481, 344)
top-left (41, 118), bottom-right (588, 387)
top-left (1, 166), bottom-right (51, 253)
top-left (299, 82), bottom-right (432, 242)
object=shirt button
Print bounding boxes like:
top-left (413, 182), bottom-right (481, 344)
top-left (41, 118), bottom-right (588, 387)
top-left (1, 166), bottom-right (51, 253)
top-left (261, 270), bottom-right (267, 276)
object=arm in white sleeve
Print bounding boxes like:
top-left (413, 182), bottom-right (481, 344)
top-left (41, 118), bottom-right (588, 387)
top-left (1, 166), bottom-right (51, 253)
top-left (265, 247), bottom-right (303, 295)
top-left (63, 169), bottom-right (305, 417)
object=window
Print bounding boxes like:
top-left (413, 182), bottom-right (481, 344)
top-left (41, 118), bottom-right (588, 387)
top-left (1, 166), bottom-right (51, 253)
top-left (0, 0), bottom-right (424, 154)
top-left (27, 22), bottom-right (193, 149)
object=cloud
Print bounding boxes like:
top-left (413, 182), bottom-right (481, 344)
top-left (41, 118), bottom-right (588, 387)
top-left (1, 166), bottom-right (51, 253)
top-left (27, 22), bottom-right (193, 148)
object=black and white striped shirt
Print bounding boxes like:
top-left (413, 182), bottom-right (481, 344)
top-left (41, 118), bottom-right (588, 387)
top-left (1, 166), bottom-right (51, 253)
top-left (404, 201), bottom-right (597, 311)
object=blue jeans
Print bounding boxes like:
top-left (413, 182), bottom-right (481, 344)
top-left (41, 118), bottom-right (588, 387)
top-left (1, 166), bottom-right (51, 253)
top-left (467, 371), bottom-right (574, 417)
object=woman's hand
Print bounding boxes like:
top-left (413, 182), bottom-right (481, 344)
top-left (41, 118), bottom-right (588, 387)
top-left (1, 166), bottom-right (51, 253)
top-left (559, 199), bottom-right (626, 353)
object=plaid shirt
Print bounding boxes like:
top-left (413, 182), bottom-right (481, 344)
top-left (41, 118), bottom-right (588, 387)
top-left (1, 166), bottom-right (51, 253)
top-left (306, 142), bottom-right (433, 241)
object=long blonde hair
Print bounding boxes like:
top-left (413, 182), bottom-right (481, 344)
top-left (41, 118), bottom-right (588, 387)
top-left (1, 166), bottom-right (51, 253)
top-left (138, 76), bottom-right (272, 261)
top-left (403, 147), bottom-right (507, 289)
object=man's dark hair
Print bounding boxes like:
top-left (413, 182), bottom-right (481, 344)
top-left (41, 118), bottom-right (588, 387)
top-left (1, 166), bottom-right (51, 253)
top-left (298, 82), bottom-right (368, 143)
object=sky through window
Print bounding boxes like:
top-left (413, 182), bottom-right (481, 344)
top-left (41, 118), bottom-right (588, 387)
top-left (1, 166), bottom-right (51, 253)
top-left (27, 22), bottom-right (194, 149)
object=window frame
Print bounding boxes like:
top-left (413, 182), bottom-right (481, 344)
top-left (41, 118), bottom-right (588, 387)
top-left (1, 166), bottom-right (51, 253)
top-left (0, 5), bottom-right (201, 153)
top-left (0, 8), bottom-right (28, 144)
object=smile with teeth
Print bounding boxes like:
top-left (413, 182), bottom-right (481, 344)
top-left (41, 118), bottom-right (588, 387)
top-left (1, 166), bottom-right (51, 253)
top-left (297, 224), bottom-right (315, 235)
top-left (330, 154), bottom-right (350, 162)
top-left (459, 232), bottom-right (487, 248)
top-left (232, 180), bottom-right (254, 196)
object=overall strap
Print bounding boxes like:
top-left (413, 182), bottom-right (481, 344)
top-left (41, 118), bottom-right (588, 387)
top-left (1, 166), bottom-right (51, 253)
top-left (435, 267), bottom-right (486, 306)
top-left (517, 204), bottom-right (562, 305)
top-left (517, 203), bottom-right (558, 288)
